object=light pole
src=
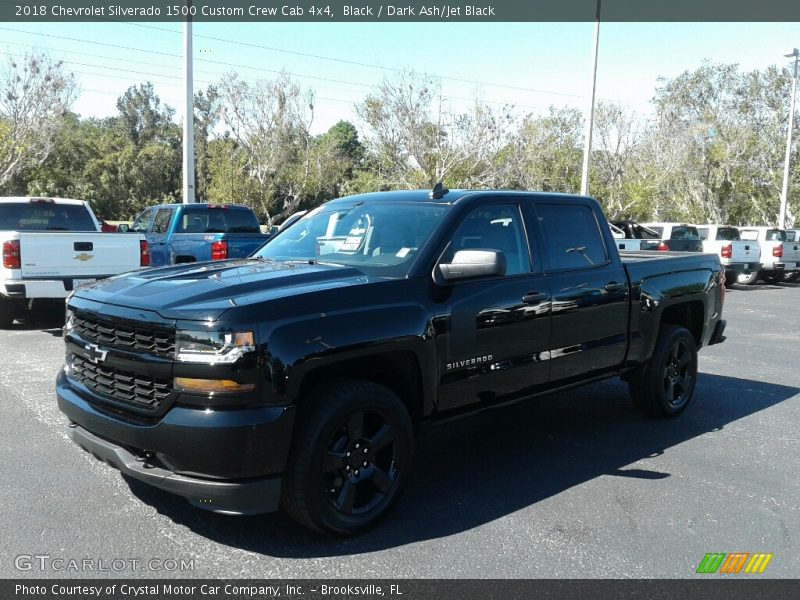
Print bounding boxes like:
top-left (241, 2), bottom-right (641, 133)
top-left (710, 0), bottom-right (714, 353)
top-left (182, 0), bottom-right (195, 204)
top-left (580, 0), bottom-right (601, 197)
top-left (779, 48), bottom-right (798, 228)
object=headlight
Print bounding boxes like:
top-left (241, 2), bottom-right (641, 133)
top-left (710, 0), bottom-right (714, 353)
top-left (175, 330), bottom-right (255, 364)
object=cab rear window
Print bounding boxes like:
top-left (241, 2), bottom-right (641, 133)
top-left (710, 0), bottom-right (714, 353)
top-left (176, 208), bottom-right (260, 234)
top-left (0, 202), bottom-right (96, 231)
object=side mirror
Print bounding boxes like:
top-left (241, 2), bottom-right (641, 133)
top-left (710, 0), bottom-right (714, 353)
top-left (438, 250), bottom-right (506, 282)
top-left (117, 224), bottom-right (130, 233)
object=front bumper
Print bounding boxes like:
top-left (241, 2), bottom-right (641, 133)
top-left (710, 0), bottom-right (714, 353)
top-left (57, 370), bottom-right (294, 515)
top-left (709, 319), bottom-right (727, 346)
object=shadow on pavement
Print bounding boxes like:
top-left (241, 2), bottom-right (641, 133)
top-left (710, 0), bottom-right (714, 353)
top-left (124, 373), bottom-right (798, 556)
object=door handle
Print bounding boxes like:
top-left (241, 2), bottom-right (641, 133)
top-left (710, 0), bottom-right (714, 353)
top-left (604, 282), bottom-right (626, 293)
top-left (522, 292), bottom-right (544, 304)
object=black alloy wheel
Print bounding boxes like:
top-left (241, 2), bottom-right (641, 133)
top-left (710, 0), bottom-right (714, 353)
top-left (629, 324), bottom-right (698, 418)
top-left (281, 379), bottom-right (413, 535)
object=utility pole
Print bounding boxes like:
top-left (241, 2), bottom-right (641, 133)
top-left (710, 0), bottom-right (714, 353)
top-left (779, 48), bottom-right (798, 228)
top-left (182, 0), bottom-right (195, 204)
top-left (580, 0), bottom-right (601, 197)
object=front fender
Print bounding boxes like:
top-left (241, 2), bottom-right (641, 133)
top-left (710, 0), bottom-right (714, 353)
top-left (259, 304), bottom-right (436, 408)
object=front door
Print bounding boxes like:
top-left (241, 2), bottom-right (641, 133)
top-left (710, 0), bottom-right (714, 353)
top-left (434, 201), bottom-right (553, 412)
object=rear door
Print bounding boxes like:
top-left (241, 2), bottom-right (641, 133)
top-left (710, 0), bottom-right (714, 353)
top-left (435, 200), bottom-right (552, 412)
top-left (531, 199), bottom-right (629, 382)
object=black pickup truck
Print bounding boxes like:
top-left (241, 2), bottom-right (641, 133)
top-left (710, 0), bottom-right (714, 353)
top-left (57, 189), bottom-right (726, 535)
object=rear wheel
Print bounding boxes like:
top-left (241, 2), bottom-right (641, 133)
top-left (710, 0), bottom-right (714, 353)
top-left (783, 272), bottom-right (800, 283)
top-left (760, 271), bottom-right (783, 285)
top-left (281, 379), bottom-right (413, 535)
top-left (0, 296), bottom-right (14, 328)
top-left (737, 271), bottom-right (758, 285)
top-left (629, 325), bottom-right (698, 418)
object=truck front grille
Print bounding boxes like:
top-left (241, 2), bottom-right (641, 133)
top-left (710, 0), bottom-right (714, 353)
top-left (72, 310), bottom-right (175, 358)
top-left (70, 354), bottom-right (172, 410)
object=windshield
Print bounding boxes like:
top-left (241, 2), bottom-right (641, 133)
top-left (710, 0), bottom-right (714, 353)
top-left (255, 202), bottom-right (449, 277)
top-left (0, 201), bottom-right (96, 231)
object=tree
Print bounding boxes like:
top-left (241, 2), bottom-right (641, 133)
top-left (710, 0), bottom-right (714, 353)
top-left (194, 85), bottom-right (219, 201)
top-left (357, 70), bottom-right (514, 189)
top-left (0, 52), bottom-right (76, 189)
top-left (504, 106), bottom-right (583, 193)
top-left (116, 83), bottom-right (174, 147)
top-left (217, 72), bottom-right (315, 222)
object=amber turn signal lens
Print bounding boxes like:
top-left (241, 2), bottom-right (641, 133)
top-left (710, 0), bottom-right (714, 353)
top-left (174, 378), bottom-right (256, 394)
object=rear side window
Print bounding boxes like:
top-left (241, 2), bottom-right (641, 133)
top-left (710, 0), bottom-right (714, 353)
top-left (535, 203), bottom-right (608, 271)
top-left (152, 209), bottom-right (174, 234)
top-left (740, 229), bottom-right (758, 241)
top-left (670, 226), bottom-right (700, 240)
top-left (697, 227), bottom-right (709, 240)
top-left (645, 226), bottom-right (664, 237)
top-left (0, 202), bottom-right (96, 231)
top-left (715, 227), bottom-right (740, 241)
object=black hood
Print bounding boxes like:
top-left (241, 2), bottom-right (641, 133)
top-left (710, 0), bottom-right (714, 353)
top-left (73, 259), bottom-right (369, 321)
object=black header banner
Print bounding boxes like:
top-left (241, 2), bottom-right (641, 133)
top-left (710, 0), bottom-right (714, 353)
top-left (2, 0), bottom-right (800, 22)
top-left (3, 579), bottom-right (800, 600)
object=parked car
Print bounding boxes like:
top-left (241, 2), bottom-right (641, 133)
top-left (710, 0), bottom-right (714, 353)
top-left (641, 222), bottom-right (704, 252)
top-left (610, 220), bottom-right (663, 251)
top-left (695, 225), bottom-right (762, 287)
top-left (123, 203), bottom-right (271, 267)
top-left (784, 229), bottom-right (800, 282)
top-left (738, 227), bottom-right (800, 284)
top-left (0, 197), bottom-right (148, 328)
top-left (58, 188), bottom-right (726, 534)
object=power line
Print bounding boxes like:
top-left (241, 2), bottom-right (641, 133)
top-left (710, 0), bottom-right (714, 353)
top-left (125, 21), bottom-right (591, 100)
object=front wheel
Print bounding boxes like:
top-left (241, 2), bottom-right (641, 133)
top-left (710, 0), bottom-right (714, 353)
top-left (281, 379), bottom-right (413, 535)
top-left (629, 325), bottom-right (698, 418)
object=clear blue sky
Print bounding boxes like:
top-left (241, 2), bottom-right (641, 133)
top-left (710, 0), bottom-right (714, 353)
top-left (1, 21), bottom-right (799, 133)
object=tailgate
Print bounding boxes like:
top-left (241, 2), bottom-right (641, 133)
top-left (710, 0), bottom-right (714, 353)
top-left (227, 234), bottom-right (269, 259)
top-left (18, 232), bottom-right (141, 278)
top-left (730, 241), bottom-right (760, 265)
top-left (783, 240), bottom-right (800, 264)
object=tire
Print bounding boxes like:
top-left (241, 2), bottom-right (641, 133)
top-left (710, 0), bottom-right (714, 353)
top-left (629, 325), bottom-right (698, 418)
top-left (0, 296), bottom-right (13, 328)
top-left (723, 271), bottom-right (736, 288)
top-left (737, 271), bottom-right (758, 285)
top-left (759, 271), bottom-right (782, 285)
top-left (281, 379), bottom-right (413, 535)
top-left (783, 272), bottom-right (800, 283)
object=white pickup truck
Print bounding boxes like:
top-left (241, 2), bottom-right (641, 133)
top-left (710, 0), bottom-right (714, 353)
top-left (0, 197), bottom-right (149, 327)
top-left (738, 226), bottom-right (800, 284)
top-left (696, 225), bottom-right (762, 287)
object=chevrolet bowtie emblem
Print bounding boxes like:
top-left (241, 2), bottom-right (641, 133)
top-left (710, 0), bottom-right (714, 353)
top-left (84, 343), bottom-right (108, 364)
top-left (74, 253), bottom-right (94, 262)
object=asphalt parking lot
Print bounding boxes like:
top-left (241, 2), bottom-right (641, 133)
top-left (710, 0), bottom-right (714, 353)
top-left (1, 282), bottom-right (798, 579)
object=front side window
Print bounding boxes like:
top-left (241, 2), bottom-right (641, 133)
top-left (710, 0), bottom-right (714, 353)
top-left (256, 202), bottom-right (449, 278)
top-left (131, 208), bottom-right (154, 233)
top-left (440, 204), bottom-right (530, 276)
top-left (536, 203), bottom-right (608, 271)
